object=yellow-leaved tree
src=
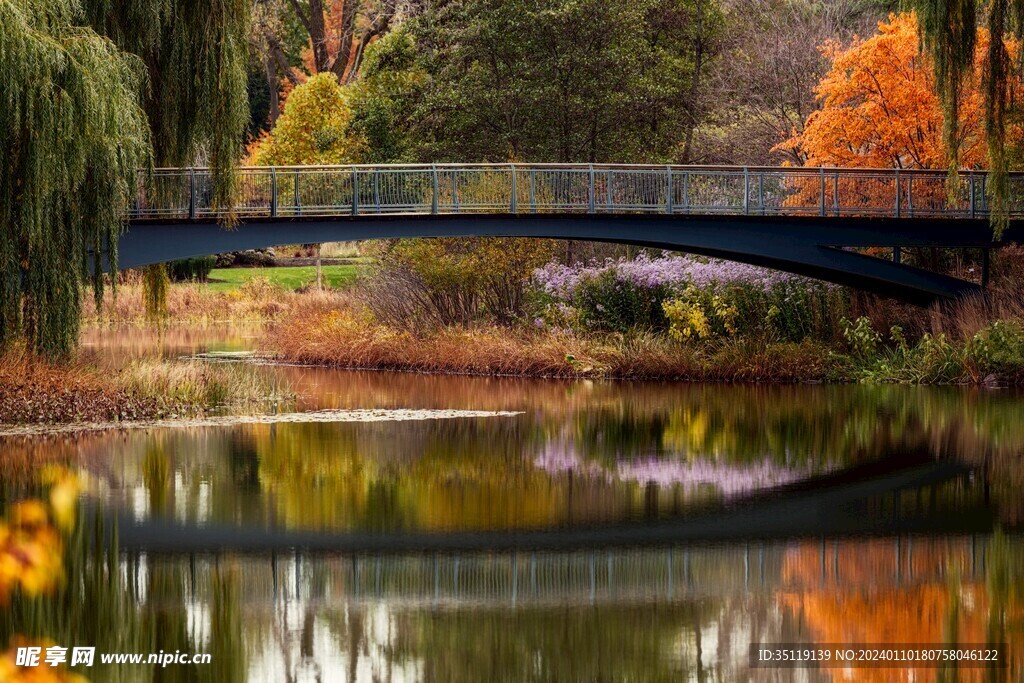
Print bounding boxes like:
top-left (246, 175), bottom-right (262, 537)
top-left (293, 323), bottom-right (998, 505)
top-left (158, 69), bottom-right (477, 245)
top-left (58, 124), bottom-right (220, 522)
top-left (250, 73), bottom-right (364, 286)
top-left (251, 72), bottom-right (363, 165)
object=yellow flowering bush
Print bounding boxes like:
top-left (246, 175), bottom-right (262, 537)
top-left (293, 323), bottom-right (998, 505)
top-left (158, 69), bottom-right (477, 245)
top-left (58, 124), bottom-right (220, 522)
top-left (663, 298), bottom-right (710, 341)
top-left (0, 637), bottom-right (87, 683)
top-left (663, 287), bottom-right (738, 342)
top-left (1, 469), bottom-right (82, 682)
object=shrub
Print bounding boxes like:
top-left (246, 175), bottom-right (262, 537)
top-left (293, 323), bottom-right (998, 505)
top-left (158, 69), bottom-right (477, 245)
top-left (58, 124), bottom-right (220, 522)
top-left (167, 256), bottom-right (216, 282)
top-left (533, 252), bottom-right (848, 340)
top-left (574, 270), bottom-right (671, 333)
top-left (841, 316), bottom-right (881, 358)
top-left (966, 320), bottom-right (1024, 383)
top-left (363, 238), bottom-right (556, 329)
top-left (663, 287), bottom-right (738, 341)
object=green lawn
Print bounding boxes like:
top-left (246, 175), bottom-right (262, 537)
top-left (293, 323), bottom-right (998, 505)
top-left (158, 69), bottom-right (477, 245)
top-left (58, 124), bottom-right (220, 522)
top-left (203, 265), bottom-right (361, 291)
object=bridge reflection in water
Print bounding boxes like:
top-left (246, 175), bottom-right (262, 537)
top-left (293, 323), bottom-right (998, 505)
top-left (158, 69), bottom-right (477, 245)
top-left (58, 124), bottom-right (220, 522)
top-left (129, 536), bottom-right (1002, 610)
top-left (113, 164), bottom-right (1024, 304)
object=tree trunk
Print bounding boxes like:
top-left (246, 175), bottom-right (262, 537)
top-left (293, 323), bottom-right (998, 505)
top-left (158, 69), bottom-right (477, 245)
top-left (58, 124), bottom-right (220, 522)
top-left (264, 53), bottom-right (280, 125)
top-left (680, 0), bottom-right (708, 164)
top-left (315, 243), bottom-right (323, 289)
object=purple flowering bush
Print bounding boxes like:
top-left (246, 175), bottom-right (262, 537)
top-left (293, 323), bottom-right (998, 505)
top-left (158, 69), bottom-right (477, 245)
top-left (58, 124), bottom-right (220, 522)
top-left (531, 252), bottom-right (848, 340)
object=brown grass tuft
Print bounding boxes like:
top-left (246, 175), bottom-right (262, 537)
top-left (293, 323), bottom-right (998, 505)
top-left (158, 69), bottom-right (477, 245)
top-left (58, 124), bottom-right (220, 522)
top-left (263, 302), bottom-right (837, 382)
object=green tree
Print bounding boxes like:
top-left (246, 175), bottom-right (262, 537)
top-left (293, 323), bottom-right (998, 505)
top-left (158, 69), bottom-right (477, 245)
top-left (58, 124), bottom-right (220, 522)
top-left (0, 0), bottom-right (152, 357)
top-left (1, 0), bottom-right (251, 356)
top-left (86, 0), bottom-right (252, 320)
top-left (349, 0), bottom-right (722, 163)
top-left (84, 0), bottom-right (250, 207)
top-left (345, 27), bottom-right (426, 163)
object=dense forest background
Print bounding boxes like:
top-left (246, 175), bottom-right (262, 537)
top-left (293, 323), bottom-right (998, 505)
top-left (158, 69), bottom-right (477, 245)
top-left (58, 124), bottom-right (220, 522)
top-left (246, 0), bottom-right (901, 166)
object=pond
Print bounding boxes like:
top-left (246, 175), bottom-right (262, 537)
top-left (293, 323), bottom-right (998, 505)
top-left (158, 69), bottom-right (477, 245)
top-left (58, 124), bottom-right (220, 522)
top-left (1, 325), bottom-right (1022, 681)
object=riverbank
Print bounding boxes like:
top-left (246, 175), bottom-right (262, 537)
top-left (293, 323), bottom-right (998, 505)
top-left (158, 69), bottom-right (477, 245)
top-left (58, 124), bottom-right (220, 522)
top-left (84, 279), bottom-right (306, 324)
top-left (80, 248), bottom-right (1024, 386)
top-left (262, 308), bottom-right (838, 381)
top-left (261, 294), bottom-right (1024, 385)
top-left (0, 348), bottom-right (290, 425)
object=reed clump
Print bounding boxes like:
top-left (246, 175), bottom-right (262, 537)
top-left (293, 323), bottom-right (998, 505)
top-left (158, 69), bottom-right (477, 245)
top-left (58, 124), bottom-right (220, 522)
top-left (263, 303), bottom-right (839, 381)
top-left (85, 277), bottom-right (313, 324)
top-left (0, 347), bottom-right (292, 425)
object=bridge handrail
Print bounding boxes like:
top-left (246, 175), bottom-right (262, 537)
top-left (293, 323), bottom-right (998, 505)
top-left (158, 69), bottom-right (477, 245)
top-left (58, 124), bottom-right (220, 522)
top-left (150, 163), bottom-right (1014, 174)
top-left (131, 163), bottom-right (1024, 221)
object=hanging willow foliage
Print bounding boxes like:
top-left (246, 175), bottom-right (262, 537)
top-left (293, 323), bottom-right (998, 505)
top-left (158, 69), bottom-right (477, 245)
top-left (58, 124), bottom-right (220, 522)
top-left (85, 0), bottom-right (251, 214)
top-left (85, 0), bottom-right (251, 317)
top-left (914, 0), bottom-right (1023, 234)
top-left (0, 0), bottom-right (152, 358)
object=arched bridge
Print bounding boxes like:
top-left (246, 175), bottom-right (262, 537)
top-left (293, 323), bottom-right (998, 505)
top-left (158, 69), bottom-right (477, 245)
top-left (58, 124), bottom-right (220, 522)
top-left (116, 164), bottom-right (1024, 305)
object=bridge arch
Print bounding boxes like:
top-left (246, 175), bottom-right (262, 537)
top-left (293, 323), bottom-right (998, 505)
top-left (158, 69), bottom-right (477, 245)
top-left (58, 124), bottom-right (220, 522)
top-left (116, 213), bottom-right (1013, 306)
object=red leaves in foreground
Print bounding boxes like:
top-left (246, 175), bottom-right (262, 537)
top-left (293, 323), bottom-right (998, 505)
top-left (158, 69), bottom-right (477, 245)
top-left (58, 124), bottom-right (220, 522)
top-left (0, 357), bottom-right (159, 425)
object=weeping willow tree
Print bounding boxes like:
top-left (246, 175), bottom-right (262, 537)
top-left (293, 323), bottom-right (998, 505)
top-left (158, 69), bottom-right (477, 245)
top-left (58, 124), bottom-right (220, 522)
top-left (1, 0), bottom-right (251, 355)
top-left (85, 0), bottom-right (251, 320)
top-left (0, 0), bottom-right (152, 358)
top-left (84, 0), bottom-right (250, 211)
top-left (914, 0), bottom-right (1024, 233)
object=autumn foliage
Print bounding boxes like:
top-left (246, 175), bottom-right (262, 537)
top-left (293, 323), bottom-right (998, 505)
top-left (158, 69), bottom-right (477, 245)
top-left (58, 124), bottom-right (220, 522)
top-left (779, 539), bottom-right (1023, 682)
top-left (780, 12), bottom-right (1022, 170)
top-left (250, 73), bottom-right (363, 165)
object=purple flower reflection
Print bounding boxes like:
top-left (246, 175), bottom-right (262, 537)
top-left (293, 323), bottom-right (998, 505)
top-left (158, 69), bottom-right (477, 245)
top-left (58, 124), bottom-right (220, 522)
top-left (616, 459), bottom-right (804, 496)
top-left (534, 444), bottom-right (807, 498)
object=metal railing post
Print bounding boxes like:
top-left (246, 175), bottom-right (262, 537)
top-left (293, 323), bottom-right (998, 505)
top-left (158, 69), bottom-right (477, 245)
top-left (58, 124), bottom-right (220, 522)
top-left (350, 167), bottom-right (358, 216)
top-left (743, 167), bottom-right (750, 214)
top-left (819, 167), bottom-right (826, 216)
top-left (588, 164), bottom-right (595, 213)
top-left (294, 171), bottom-right (302, 216)
top-left (529, 168), bottom-right (536, 214)
top-left (270, 168), bottom-right (278, 217)
top-left (188, 168), bottom-right (196, 219)
top-left (895, 169), bottom-right (901, 218)
top-left (969, 171), bottom-right (976, 218)
top-left (510, 164), bottom-right (517, 214)
top-left (665, 165), bottom-right (673, 214)
top-left (682, 170), bottom-right (689, 213)
top-left (907, 174), bottom-right (913, 217)
top-left (452, 169), bottom-right (460, 213)
top-left (373, 168), bottom-right (381, 213)
top-left (832, 171), bottom-right (839, 216)
top-left (431, 165), bottom-right (438, 214)
top-left (759, 171), bottom-right (765, 215)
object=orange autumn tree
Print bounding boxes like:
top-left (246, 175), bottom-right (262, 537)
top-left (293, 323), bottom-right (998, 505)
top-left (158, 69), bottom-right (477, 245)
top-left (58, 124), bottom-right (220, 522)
top-left (779, 12), bottom-right (1021, 170)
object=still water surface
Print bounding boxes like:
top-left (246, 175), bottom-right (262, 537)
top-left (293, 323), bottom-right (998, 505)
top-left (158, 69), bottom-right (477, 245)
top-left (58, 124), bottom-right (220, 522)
top-left (1, 325), bottom-right (1022, 681)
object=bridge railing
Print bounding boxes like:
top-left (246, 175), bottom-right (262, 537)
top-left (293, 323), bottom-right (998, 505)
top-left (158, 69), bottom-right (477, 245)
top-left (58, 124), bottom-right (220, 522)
top-left (130, 164), bottom-right (1024, 220)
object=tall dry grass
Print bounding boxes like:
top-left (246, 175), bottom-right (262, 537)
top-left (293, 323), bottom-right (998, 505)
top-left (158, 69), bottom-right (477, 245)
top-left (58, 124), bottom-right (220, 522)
top-left (0, 345), bottom-right (159, 423)
top-left (0, 344), bottom-right (293, 425)
top-left (263, 301), bottom-right (836, 381)
top-left (84, 277), bottom-right (309, 324)
top-left (936, 245), bottom-right (1024, 341)
top-left (118, 360), bottom-right (294, 413)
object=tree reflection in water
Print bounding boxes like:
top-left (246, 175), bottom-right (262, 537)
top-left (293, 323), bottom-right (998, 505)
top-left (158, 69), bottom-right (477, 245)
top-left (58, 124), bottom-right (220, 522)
top-left (3, 358), bottom-right (1024, 679)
